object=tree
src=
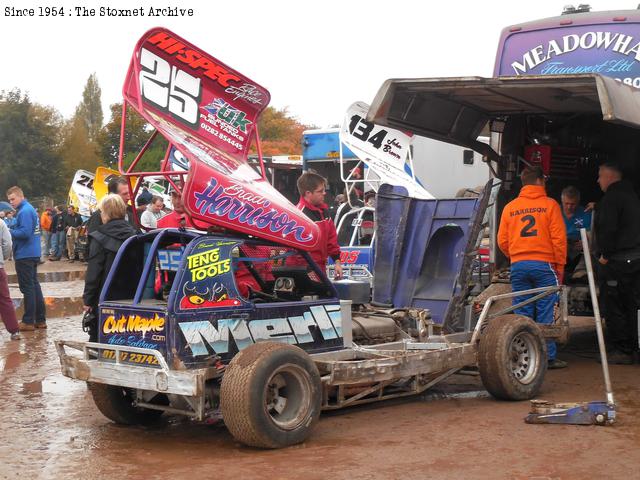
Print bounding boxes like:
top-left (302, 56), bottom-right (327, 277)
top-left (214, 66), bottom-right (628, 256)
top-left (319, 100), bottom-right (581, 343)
top-left (96, 102), bottom-right (167, 172)
top-left (0, 89), bottom-right (65, 198)
top-left (59, 114), bottom-right (101, 177)
top-left (256, 106), bottom-right (312, 156)
top-left (76, 73), bottom-right (103, 142)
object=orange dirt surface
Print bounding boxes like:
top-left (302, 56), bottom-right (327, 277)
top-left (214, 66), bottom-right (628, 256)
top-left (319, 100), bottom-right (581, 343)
top-left (0, 315), bottom-right (638, 479)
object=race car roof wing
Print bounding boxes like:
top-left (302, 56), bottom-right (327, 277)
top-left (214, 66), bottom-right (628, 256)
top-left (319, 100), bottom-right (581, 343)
top-left (120, 27), bottom-right (319, 250)
top-left (339, 101), bottom-right (433, 200)
top-left (366, 74), bottom-right (640, 162)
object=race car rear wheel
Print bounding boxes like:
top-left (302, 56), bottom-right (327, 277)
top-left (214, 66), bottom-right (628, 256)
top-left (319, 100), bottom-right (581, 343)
top-left (478, 314), bottom-right (547, 401)
top-left (89, 383), bottom-right (165, 425)
top-left (220, 342), bottom-right (322, 448)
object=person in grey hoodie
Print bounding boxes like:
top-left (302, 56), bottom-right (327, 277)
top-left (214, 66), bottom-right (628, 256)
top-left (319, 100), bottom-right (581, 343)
top-left (140, 195), bottom-right (165, 229)
top-left (0, 220), bottom-right (20, 340)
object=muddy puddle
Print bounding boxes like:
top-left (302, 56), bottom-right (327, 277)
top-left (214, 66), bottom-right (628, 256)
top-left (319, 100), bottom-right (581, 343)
top-left (6, 270), bottom-right (86, 284)
top-left (12, 296), bottom-right (85, 319)
top-left (0, 303), bottom-right (638, 479)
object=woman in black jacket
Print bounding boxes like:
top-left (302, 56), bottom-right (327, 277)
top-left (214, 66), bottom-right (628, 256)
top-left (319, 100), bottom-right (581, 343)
top-left (82, 194), bottom-right (137, 341)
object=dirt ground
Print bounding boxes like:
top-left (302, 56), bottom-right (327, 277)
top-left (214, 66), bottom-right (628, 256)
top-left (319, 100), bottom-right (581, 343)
top-left (1, 260), bottom-right (639, 479)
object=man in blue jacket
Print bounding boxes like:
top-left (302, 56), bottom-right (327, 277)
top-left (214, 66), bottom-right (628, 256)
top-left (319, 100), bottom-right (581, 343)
top-left (7, 186), bottom-right (46, 331)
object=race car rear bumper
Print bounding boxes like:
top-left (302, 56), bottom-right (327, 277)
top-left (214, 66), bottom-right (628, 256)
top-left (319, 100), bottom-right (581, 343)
top-left (55, 340), bottom-right (215, 397)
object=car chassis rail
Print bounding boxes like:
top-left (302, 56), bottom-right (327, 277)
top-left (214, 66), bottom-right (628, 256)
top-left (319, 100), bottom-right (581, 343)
top-left (55, 286), bottom-right (568, 415)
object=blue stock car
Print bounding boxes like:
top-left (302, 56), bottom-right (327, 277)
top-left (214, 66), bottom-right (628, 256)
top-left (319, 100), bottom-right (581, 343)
top-left (57, 178), bottom-right (564, 448)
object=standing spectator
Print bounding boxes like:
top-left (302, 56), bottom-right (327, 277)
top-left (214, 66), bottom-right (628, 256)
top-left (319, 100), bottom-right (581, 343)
top-left (140, 195), bottom-right (165, 229)
top-left (49, 205), bottom-right (66, 261)
top-left (137, 185), bottom-right (153, 206)
top-left (0, 219), bottom-right (20, 340)
top-left (40, 208), bottom-right (53, 259)
top-left (158, 188), bottom-right (195, 228)
top-left (561, 186), bottom-right (592, 278)
top-left (87, 177), bottom-right (136, 236)
top-left (296, 172), bottom-right (343, 278)
top-left (6, 186), bottom-right (46, 331)
top-left (64, 206), bottom-right (83, 262)
top-left (497, 167), bottom-right (567, 369)
top-left (1, 211), bottom-right (12, 261)
top-left (4, 211), bottom-right (16, 228)
top-left (329, 194), bottom-right (346, 223)
top-left (594, 163), bottom-right (640, 364)
top-left (135, 195), bottom-right (150, 220)
top-left (83, 194), bottom-right (137, 342)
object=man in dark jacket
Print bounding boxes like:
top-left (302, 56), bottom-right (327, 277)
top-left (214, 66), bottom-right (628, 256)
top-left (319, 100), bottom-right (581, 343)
top-left (64, 206), bottom-right (83, 262)
top-left (83, 194), bottom-right (137, 342)
top-left (6, 186), bottom-right (46, 330)
top-left (49, 205), bottom-right (66, 261)
top-left (595, 163), bottom-right (640, 364)
top-left (296, 172), bottom-right (342, 278)
top-left (87, 177), bottom-right (136, 236)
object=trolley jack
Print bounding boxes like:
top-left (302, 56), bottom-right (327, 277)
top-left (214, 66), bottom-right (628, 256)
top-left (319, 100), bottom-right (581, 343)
top-left (525, 229), bottom-right (617, 426)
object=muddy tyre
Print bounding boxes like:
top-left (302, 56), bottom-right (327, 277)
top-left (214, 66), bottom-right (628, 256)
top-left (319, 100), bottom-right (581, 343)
top-left (220, 342), bottom-right (322, 448)
top-left (478, 314), bottom-right (547, 401)
top-left (89, 383), bottom-right (164, 425)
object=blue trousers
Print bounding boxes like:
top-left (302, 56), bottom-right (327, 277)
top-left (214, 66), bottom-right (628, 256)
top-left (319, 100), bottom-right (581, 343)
top-left (50, 231), bottom-right (65, 258)
top-left (511, 260), bottom-right (558, 360)
top-left (42, 231), bottom-right (52, 257)
top-left (15, 258), bottom-right (46, 325)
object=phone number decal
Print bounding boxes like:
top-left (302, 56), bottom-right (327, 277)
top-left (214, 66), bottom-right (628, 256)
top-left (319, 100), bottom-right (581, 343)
top-left (101, 349), bottom-right (159, 366)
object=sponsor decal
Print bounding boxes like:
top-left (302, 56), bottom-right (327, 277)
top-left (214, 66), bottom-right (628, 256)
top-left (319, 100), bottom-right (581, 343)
top-left (179, 304), bottom-right (343, 356)
top-left (225, 82), bottom-right (264, 105)
top-left (187, 247), bottom-right (232, 282)
top-left (198, 98), bottom-right (251, 151)
top-left (102, 313), bottom-right (165, 338)
top-left (101, 350), bottom-right (160, 366)
top-left (193, 178), bottom-right (314, 243)
top-left (509, 31), bottom-right (640, 75)
top-left (202, 98), bottom-right (252, 133)
top-left (499, 26), bottom-right (640, 88)
top-left (146, 31), bottom-right (241, 87)
top-left (340, 250), bottom-right (361, 264)
top-left (177, 239), bottom-right (242, 311)
top-left (179, 281), bottom-right (241, 309)
top-left (100, 310), bottom-right (166, 361)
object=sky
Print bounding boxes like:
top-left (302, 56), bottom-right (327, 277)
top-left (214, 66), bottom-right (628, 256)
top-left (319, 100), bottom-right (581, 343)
top-left (0, 0), bottom-right (631, 127)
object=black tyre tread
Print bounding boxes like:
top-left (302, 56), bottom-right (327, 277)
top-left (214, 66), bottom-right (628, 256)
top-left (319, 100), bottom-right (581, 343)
top-left (478, 314), bottom-right (547, 401)
top-left (89, 383), bottom-right (163, 425)
top-left (220, 342), bottom-right (321, 448)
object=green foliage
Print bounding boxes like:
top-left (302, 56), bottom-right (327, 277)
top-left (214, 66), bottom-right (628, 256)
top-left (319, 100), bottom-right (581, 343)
top-left (76, 73), bottom-right (103, 142)
top-left (0, 89), bottom-right (65, 198)
top-left (96, 102), bottom-right (168, 172)
top-left (97, 102), bottom-right (150, 168)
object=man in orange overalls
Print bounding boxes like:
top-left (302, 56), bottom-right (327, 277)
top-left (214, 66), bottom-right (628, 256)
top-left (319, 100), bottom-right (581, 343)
top-left (498, 166), bottom-right (567, 369)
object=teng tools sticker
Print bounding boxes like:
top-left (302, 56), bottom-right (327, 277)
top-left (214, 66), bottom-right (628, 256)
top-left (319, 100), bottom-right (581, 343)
top-left (123, 28), bottom-right (270, 160)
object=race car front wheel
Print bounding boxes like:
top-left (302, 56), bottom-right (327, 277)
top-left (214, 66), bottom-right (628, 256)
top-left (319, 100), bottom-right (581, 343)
top-left (478, 314), bottom-right (547, 401)
top-left (220, 342), bottom-right (322, 448)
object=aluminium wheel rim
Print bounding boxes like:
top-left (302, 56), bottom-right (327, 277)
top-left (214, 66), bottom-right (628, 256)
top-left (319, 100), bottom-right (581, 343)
top-left (263, 363), bottom-right (313, 431)
top-left (509, 332), bottom-right (539, 384)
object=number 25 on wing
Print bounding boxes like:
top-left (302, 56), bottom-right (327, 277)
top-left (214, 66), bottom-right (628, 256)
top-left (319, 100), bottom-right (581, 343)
top-left (139, 48), bottom-right (202, 127)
